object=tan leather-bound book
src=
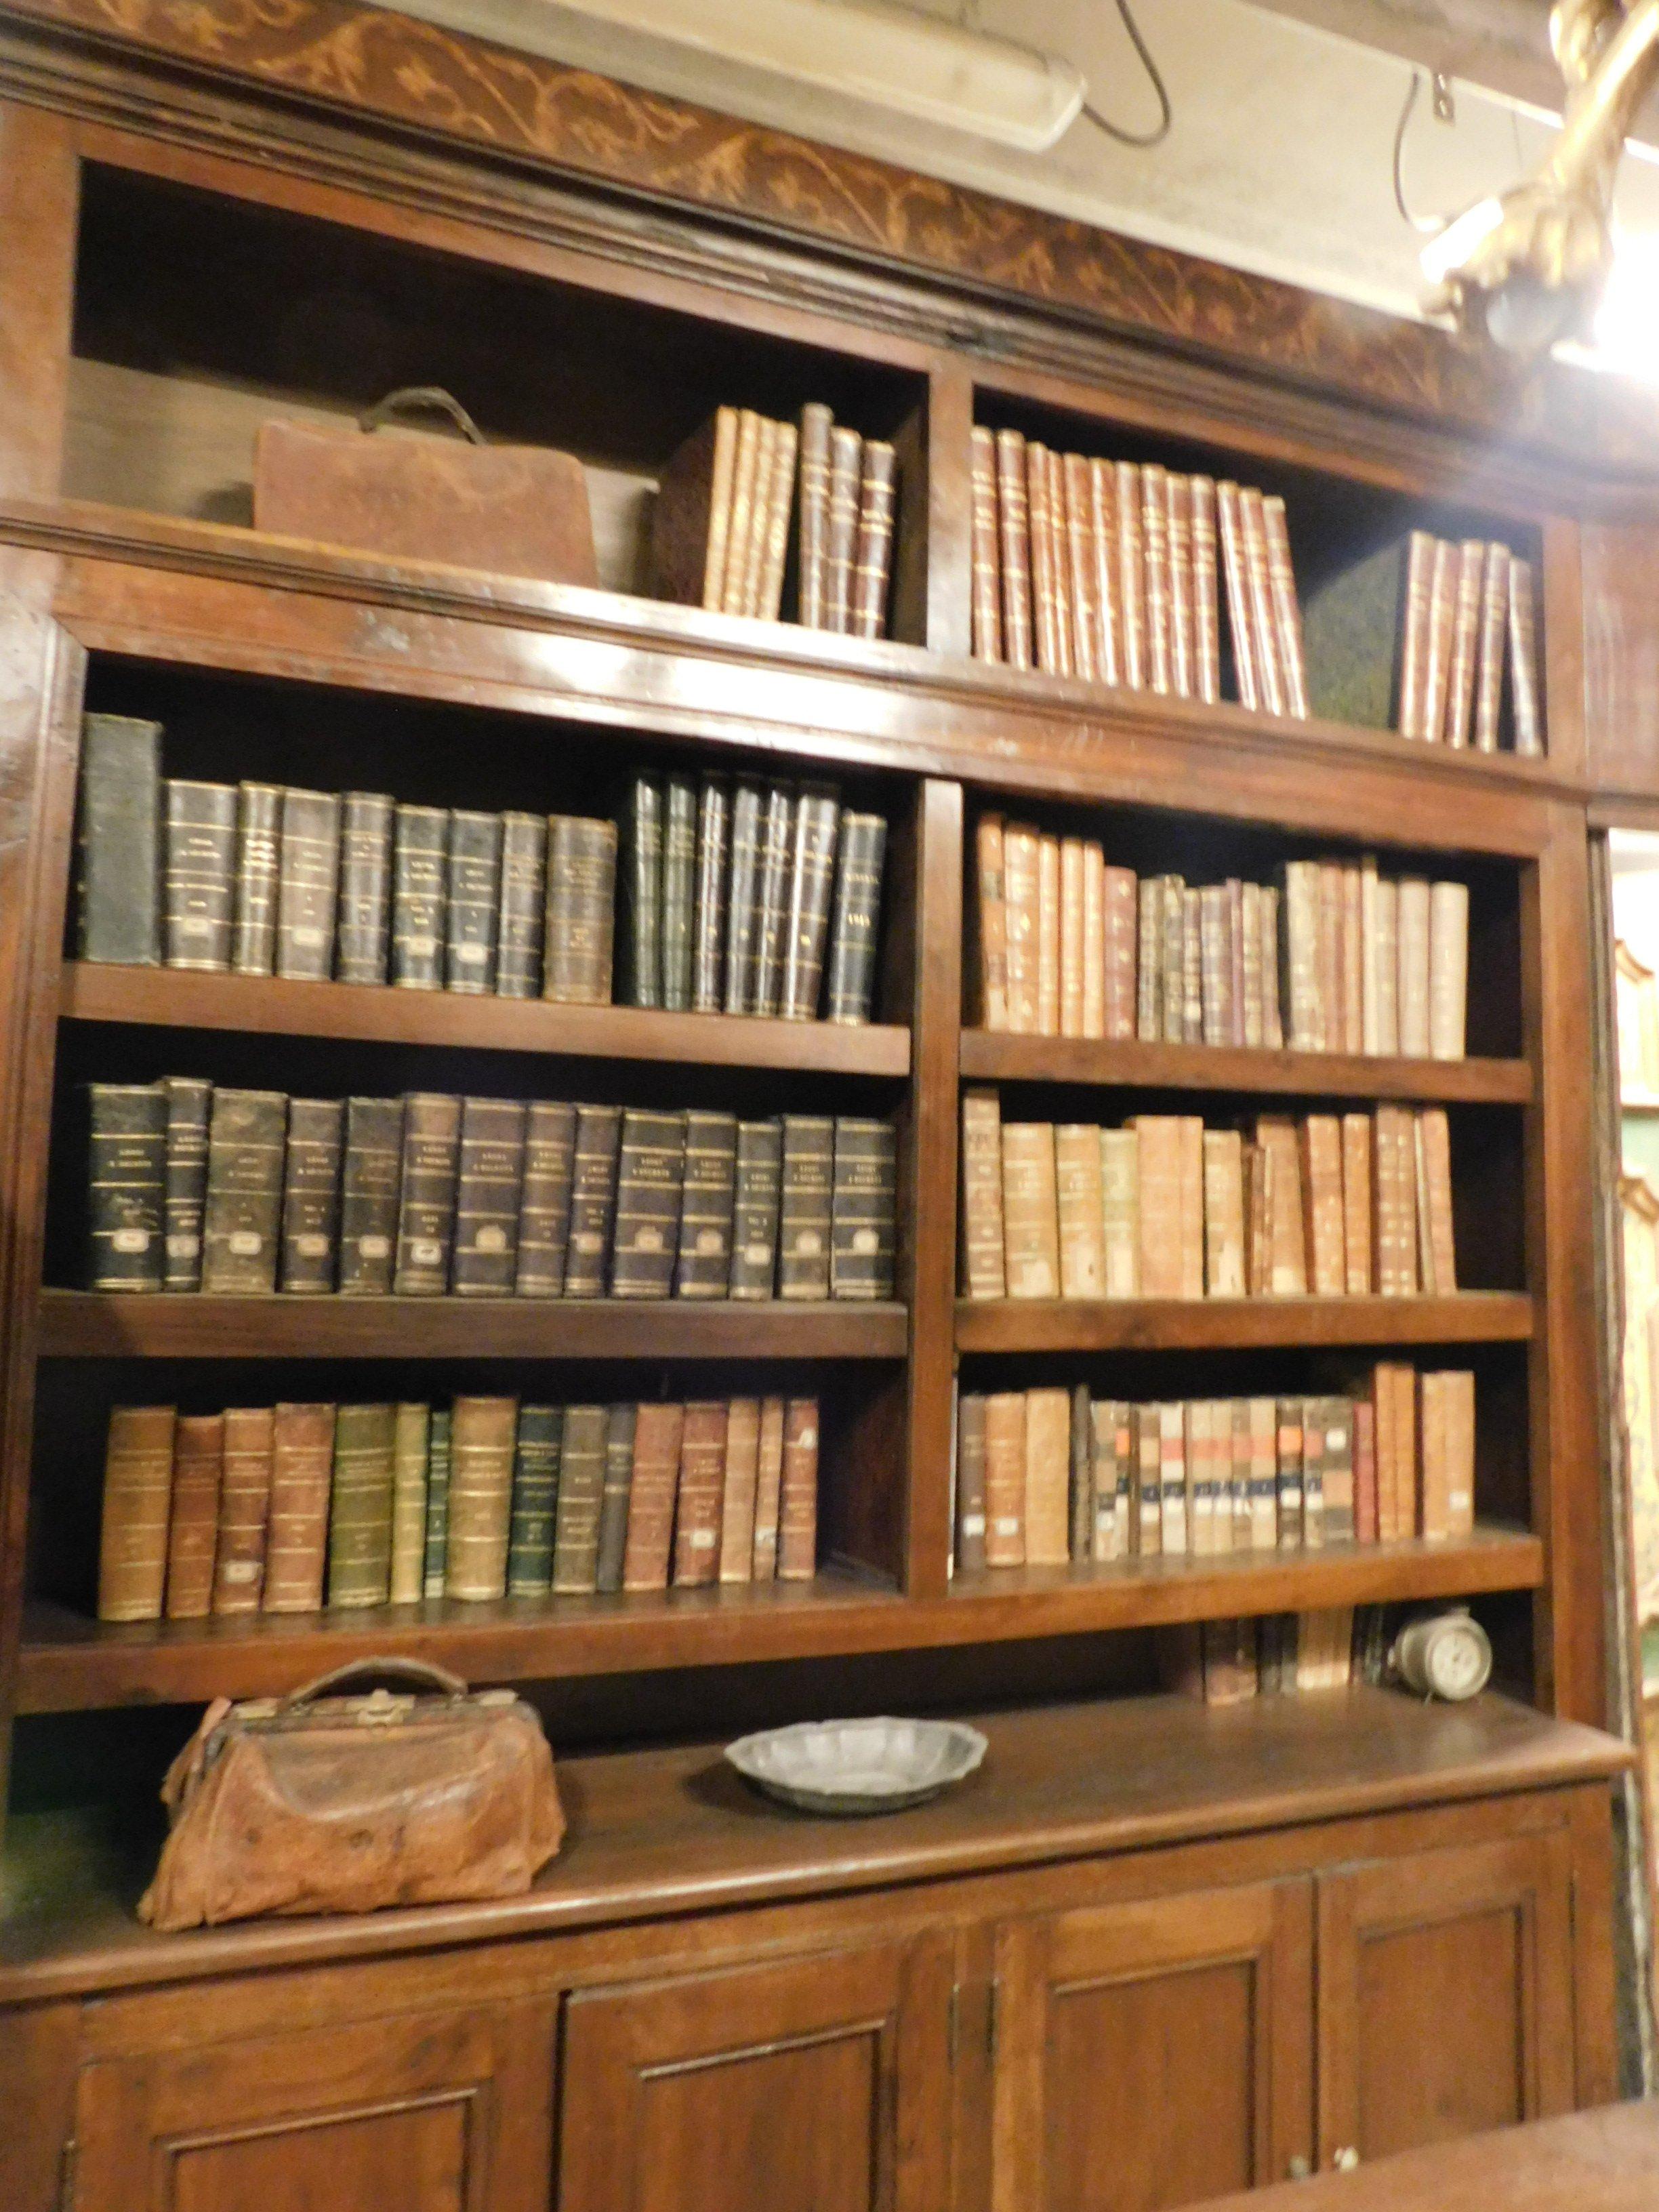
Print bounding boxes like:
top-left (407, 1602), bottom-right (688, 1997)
top-left (1044, 448), bottom-right (1074, 676)
top-left (1237, 488), bottom-right (1286, 717)
top-left (796, 402), bottom-right (834, 630)
top-left (1473, 541), bottom-right (1511, 753)
top-left (1189, 474), bottom-right (1221, 704)
top-left (1229, 1399), bottom-right (1252, 1553)
top-left (1444, 539), bottom-right (1487, 747)
top-left (1023, 1386), bottom-right (1071, 1567)
top-left (1418, 1370), bottom-right (1450, 1540)
top-left (1185, 1399), bottom-right (1216, 1557)
top-left (1081, 842), bottom-right (1106, 1040)
top-left (443, 1395), bottom-right (516, 1602)
top-left (1026, 441), bottom-right (1061, 674)
top-left (1134, 1402), bottom-right (1162, 1555)
top-left (1179, 884), bottom-right (1204, 1045)
top-left (1280, 859), bottom-right (1323, 1052)
top-left (956, 1392), bottom-right (989, 1573)
top-left (718, 1396), bottom-right (762, 1584)
top-left (1261, 886), bottom-right (1285, 1048)
top-left (1341, 864), bottom-right (1364, 1054)
top-left (264, 1403), bottom-right (335, 1612)
top-left (1256, 1115), bottom-right (1308, 1294)
top-left (1134, 1116), bottom-right (1184, 1298)
top-left (1246, 1396), bottom-right (1277, 1550)
top-left (1002, 1122), bottom-right (1061, 1298)
top-left (1509, 556), bottom-right (1544, 756)
top-left (1396, 876), bottom-right (1433, 1057)
top-left (1089, 457), bottom-right (1122, 687)
top-left (620, 1400), bottom-right (684, 1592)
top-left (1227, 878), bottom-right (1247, 1047)
top-left (1055, 1123), bottom-right (1107, 1299)
top-left (975, 812), bottom-right (1010, 1029)
top-left (1202, 1129), bottom-right (1246, 1297)
top-left (1397, 530), bottom-right (1435, 737)
top-left (1166, 472), bottom-right (1195, 698)
top-left (1373, 876), bottom-right (1400, 1056)
top-left (671, 1401), bottom-right (728, 1587)
top-left (1443, 1368), bottom-right (1475, 1538)
top-left (778, 1398), bottom-right (819, 1580)
top-left (1421, 535), bottom-right (1458, 741)
top-left (983, 1391), bottom-right (1027, 1566)
top-left (1177, 1113), bottom-right (1204, 1296)
top-left (1370, 1364), bottom-right (1396, 1542)
top-left (1428, 880), bottom-right (1469, 1061)
top-left (1141, 464), bottom-right (1172, 694)
top-left (823, 425), bottom-right (863, 634)
top-left (1196, 884), bottom-right (1225, 1047)
top-left (386, 1400), bottom-right (429, 1607)
top-left (752, 1395), bottom-right (785, 1582)
top-left (1158, 1400), bottom-right (1189, 1556)
top-left (720, 410), bottom-right (764, 618)
top-left (1300, 1114), bottom-right (1347, 1295)
top-left (1359, 857), bottom-right (1380, 1054)
top-left (1002, 823), bottom-right (1042, 1033)
top-left (960, 1088), bottom-right (1008, 1299)
top-left (1416, 1107), bottom-right (1458, 1292)
top-left (995, 429), bottom-right (1035, 672)
top-left (213, 1404), bottom-right (274, 1616)
top-left (1393, 1362), bottom-right (1420, 1536)
top-left (1115, 461), bottom-right (1146, 689)
top-left (1341, 1113), bottom-right (1374, 1294)
top-left (1103, 864), bottom-right (1139, 1042)
top-left (758, 418), bottom-right (800, 624)
top-left (651, 405), bottom-right (739, 611)
top-left (1244, 1141), bottom-right (1267, 1295)
top-left (1261, 495), bottom-right (1309, 719)
top-left (849, 437), bottom-right (897, 640)
top-left (969, 426), bottom-right (1004, 663)
top-left (98, 1406), bottom-right (176, 1622)
top-left (1100, 1126), bottom-right (1140, 1298)
top-left (1372, 1107), bottom-right (1416, 1295)
top-left (1317, 861), bottom-right (1343, 1057)
top-left (1058, 838), bottom-right (1086, 1038)
top-left (1215, 481), bottom-right (1258, 710)
top-left (1063, 452), bottom-right (1100, 682)
top-left (1037, 834), bottom-right (1062, 1036)
top-left (735, 415), bottom-right (778, 617)
top-left (1353, 1397), bottom-right (1378, 1544)
top-left (1092, 1399), bottom-right (1132, 1562)
top-left (1240, 881), bottom-right (1264, 1048)
top-left (1136, 876), bottom-right (1162, 1040)
top-left (164, 1413), bottom-right (223, 1622)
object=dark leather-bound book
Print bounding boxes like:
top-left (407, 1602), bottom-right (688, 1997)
top-left (1070, 1382), bottom-right (1093, 1565)
top-left (849, 439), bottom-right (898, 640)
top-left (750, 785), bottom-right (794, 1017)
top-left (422, 1407), bottom-right (451, 1599)
top-left (326, 1400), bottom-right (397, 1608)
top-left (830, 1117), bottom-right (897, 1300)
top-left (659, 775), bottom-right (698, 1012)
top-left (609, 1107), bottom-right (686, 1300)
top-left (717, 1395), bottom-right (761, 1584)
top-left (279, 1097), bottom-right (344, 1293)
top-left (391, 802), bottom-right (448, 989)
top-left (796, 401), bottom-right (834, 629)
top-left (163, 779), bottom-right (237, 970)
top-left (546, 813), bottom-right (617, 1004)
top-left (335, 790), bottom-right (394, 985)
top-left (674, 1109), bottom-right (737, 1298)
top-left (452, 1096), bottom-right (527, 1295)
top-left (723, 781), bottom-right (763, 1015)
top-left (264, 1402), bottom-right (335, 1613)
top-left (623, 775), bottom-right (664, 1008)
top-left (336, 1096), bottom-right (405, 1296)
top-left (691, 775), bottom-right (729, 1015)
top-left (161, 1075), bottom-right (211, 1293)
top-left (780, 786), bottom-right (841, 1021)
top-left (445, 1394), bottom-right (518, 1601)
top-left (969, 425), bottom-right (1004, 663)
top-left (777, 1398), bottom-right (819, 1580)
top-left (823, 426), bottom-right (863, 635)
top-left (562, 1103), bottom-right (622, 1298)
top-left (496, 811), bottom-right (548, 1000)
top-left (995, 429), bottom-right (1034, 673)
top-left (98, 1404), bottom-right (176, 1622)
top-left (623, 1400), bottom-right (684, 1591)
top-left (650, 406), bottom-right (738, 610)
top-left (595, 1401), bottom-right (637, 1593)
top-left (729, 1118), bottom-right (782, 1298)
top-left (231, 781), bottom-right (281, 975)
top-left (445, 808), bottom-right (502, 995)
top-left (392, 1091), bottom-right (462, 1297)
top-left (506, 1402), bottom-right (561, 1596)
top-left (825, 811), bottom-right (887, 1025)
top-left (164, 1412), bottom-right (223, 1621)
top-left (200, 1088), bottom-right (287, 1294)
top-left (779, 1114), bottom-right (834, 1299)
top-left (552, 1402), bottom-right (607, 1593)
top-left (516, 1100), bottom-right (577, 1297)
top-left (955, 1392), bottom-right (988, 1574)
top-left (672, 1401), bottom-right (729, 1586)
top-left (77, 714), bottom-right (161, 966)
top-left (275, 787), bottom-right (341, 981)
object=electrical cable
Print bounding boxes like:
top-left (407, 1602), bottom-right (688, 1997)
top-left (1393, 68), bottom-right (1457, 234)
top-left (1079, 0), bottom-right (1173, 147)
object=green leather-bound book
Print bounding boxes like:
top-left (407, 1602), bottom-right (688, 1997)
top-left (507, 1404), bottom-right (562, 1597)
top-left (326, 1402), bottom-right (396, 1608)
top-left (388, 1401), bottom-right (430, 1605)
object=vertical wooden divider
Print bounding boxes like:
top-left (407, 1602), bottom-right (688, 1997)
top-left (922, 362), bottom-right (976, 662)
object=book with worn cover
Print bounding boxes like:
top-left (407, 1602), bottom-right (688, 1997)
top-left (495, 811), bottom-right (548, 1000)
top-left (830, 1117), bottom-right (896, 1300)
top-left (779, 1114), bottom-right (834, 1299)
top-left (392, 1092), bottom-right (462, 1297)
top-left (445, 1394), bottom-right (518, 1601)
top-left (87, 1082), bottom-right (167, 1290)
top-left (335, 790), bottom-right (394, 985)
top-left (213, 1404), bottom-right (274, 1615)
top-left (336, 1096), bottom-right (405, 1296)
top-left (390, 802), bottom-right (447, 989)
top-left (562, 1103), bottom-right (622, 1298)
top-left (163, 779), bottom-right (238, 970)
top-left (445, 808), bottom-right (502, 995)
top-left (77, 714), bottom-right (163, 966)
top-left (279, 1096), bottom-right (344, 1294)
top-left (451, 1096), bottom-right (527, 1296)
top-left (231, 781), bottom-right (282, 975)
top-left (98, 1404), bottom-right (176, 1622)
top-left (507, 1404), bottom-right (561, 1597)
top-left (674, 1109), bottom-right (737, 1298)
top-left (388, 1400), bottom-right (430, 1605)
top-left (610, 1107), bottom-right (687, 1300)
top-left (275, 787), bottom-right (341, 981)
top-left (729, 1118), bottom-right (783, 1299)
top-left (595, 1402), bottom-right (637, 1593)
top-left (264, 1401), bottom-right (336, 1612)
top-left (201, 1088), bottom-right (286, 1294)
top-left (623, 775), bottom-right (665, 1008)
top-left (327, 1401), bottom-right (397, 1608)
top-left (778, 1398), bottom-right (820, 1580)
top-left (165, 1412), bottom-right (223, 1621)
top-left (516, 1099), bottom-right (577, 1297)
top-left (546, 813), bottom-right (617, 1005)
top-left (552, 1402), bottom-right (608, 1593)
top-left (161, 1075), bottom-right (212, 1293)
top-left (623, 1399), bottom-right (684, 1591)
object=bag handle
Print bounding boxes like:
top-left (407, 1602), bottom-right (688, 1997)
top-left (281, 1656), bottom-right (470, 1709)
top-left (357, 387), bottom-right (486, 445)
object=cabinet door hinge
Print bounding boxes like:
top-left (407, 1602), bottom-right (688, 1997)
top-left (987, 1978), bottom-right (1000, 2063)
top-left (58, 2137), bottom-right (77, 2212)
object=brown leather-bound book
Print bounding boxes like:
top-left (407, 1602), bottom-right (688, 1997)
top-left (1421, 535), bottom-right (1458, 742)
top-left (973, 811), bottom-right (1010, 1029)
top-left (983, 1391), bottom-right (1027, 1566)
top-left (716, 1396), bottom-right (761, 1584)
top-left (830, 1116), bottom-right (896, 1301)
top-left (1394, 1361), bottom-right (1420, 1537)
top-left (823, 425), bottom-right (863, 635)
top-left (720, 411), bottom-right (764, 618)
top-left (796, 402), bottom-right (834, 630)
top-left (1002, 1122), bottom-right (1061, 1298)
top-left (1021, 1386), bottom-right (1069, 1568)
top-left (752, 1395), bottom-right (785, 1580)
top-left (1397, 529), bottom-right (1435, 737)
top-left (1115, 462), bottom-right (1146, 689)
top-left (1444, 539), bottom-right (1487, 747)
top-left (516, 1099), bottom-right (576, 1297)
top-left (994, 428), bottom-right (1035, 671)
top-left (1177, 1115), bottom-right (1205, 1299)
top-left (960, 1088), bottom-right (1007, 1300)
top-left (1370, 1365), bottom-right (1397, 1541)
top-left (263, 1402), bottom-right (336, 1613)
top-left (1428, 880), bottom-right (1469, 1061)
top-left (1189, 475), bottom-right (1221, 705)
top-left (441, 1394), bottom-right (517, 1601)
top-left (1081, 842), bottom-right (1105, 1040)
top-left (1237, 488), bottom-right (1285, 717)
top-left (1418, 1370), bottom-right (1449, 1541)
top-left (1508, 556), bottom-right (1544, 756)
top-left (1160, 873), bottom-right (1186, 1044)
top-left (968, 426), bottom-right (1004, 663)
top-left (1036, 834), bottom-right (1061, 1036)
top-left (1059, 837), bottom-right (1086, 1038)
top-left (1103, 863), bottom-right (1138, 1041)
top-left (758, 417), bottom-right (799, 623)
top-left (1316, 861), bottom-right (1343, 1055)
top-left (1416, 1107), bottom-right (1458, 1292)
top-left (622, 1400), bottom-right (684, 1592)
top-left (1136, 876), bottom-right (1162, 1040)
top-left (1133, 1115), bottom-right (1185, 1298)
top-left (1141, 464), bottom-right (1172, 695)
top-left (1300, 1114), bottom-right (1347, 1294)
top-left (1256, 1115), bottom-right (1308, 1294)
top-left (563, 1103), bottom-right (622, 1298)
top-left (1342, 1112), bottom-right (1374, 1294)
top-left (1166, 472), bottom-right (1195, 699)
top-left (673, 1400), bottom-right (729, 1586)
top-left (1002, 823), bottom-right (1041, 1033)
top-left (1215, 482), bottom-right (1259, 710)
top-left (1043, 447), bottom-right (1074, 676)
top-left (1261, 495), bottom-right (1309, 720)
top-left (1443, 1368), bottom-right (1475, 1538)
top-left (1070, 1382), bottom-right (1092, 1561)
top-left (1353, 1397), bottom-right (1378, 1544)
top-left (1473, 541), bottom-right (1511, 753)
top-left (674, 1107), bottom-right (740, 1300)
top-left (1197, 884), bottom-right (1229, 1047)
top-left (1244, 1140), bottom-right (1270, 1295)
top-left (98, 1406), bottom-right (176, 1622)
top-left (1063, 452), bottom-right (1099, 682)
top-left (280, 1095), bottom-right (344, 1294)
top-left (1202, 1129), bottom-right (1246, 1297)
top-left (1396, 876), bottom-right (1433, 1057)
top-left (1341, 862), bottom-right (1364, 1054)
top-left (1275, 1397), bottom-right (1305, 1550)
top-left (1054, 1122), bottom-right (1106, 1299)
top-left (777, 1398), bottom-right (819, 1580)
top-left (849, 438), bottom-right (897, 640)
top-left (651, 407), bottom-right (739, 611)
top-left (1180, 884), bottom-right (1204, 1045)
top-left (1026, 441), bottom-right (1060, 674)
top-left (1372, 1107), bottom-right (1416, 1296)
top-left (608, 1107), bottom-right (687, 1301)
top-left (1261, 885), bottom-right (1284, 1047)
top-left (1089, 457), bottom-right (1122, 687)
top-left (212, 1405), bottom-right (273, 1615)
top-left (1157, 1399), bottom-right (1189, 1555)
top-left (738, 419), bottom-right (779, 617)
top-left (956, 1392), bottom-right (989, 1573)
top-left (164, 1412), bottom-right (222, 1621)
top-left (1226, 878), bottom-right (1246, 1046)
top-left (595, 1403), bottom-right (637, 1595)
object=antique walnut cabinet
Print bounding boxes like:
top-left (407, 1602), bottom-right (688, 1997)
top-left (0, 0), bottom-right (1654, 2206)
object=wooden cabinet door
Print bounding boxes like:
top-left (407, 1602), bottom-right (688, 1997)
top-left (557, 1931), bottom-right (954, 2212)
top-left (1316, 1830), bottom-right (1576, 2171)
top-left (73, 1997), bottom-right (555, 2212)
top-left (989, 1880), bottom-right (1313, 2212)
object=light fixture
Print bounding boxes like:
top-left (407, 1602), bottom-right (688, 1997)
top-left (392, 0), bottom-right (1087, 152)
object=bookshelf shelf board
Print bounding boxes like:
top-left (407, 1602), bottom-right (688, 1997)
top-left (959, 1032), bottom-right (1534, 1105)
top-left (954, 1292), bottom-right (1534, 1354)
top-left (37, 1291), bottom-right (908, 1361)
top-left (59, 964), bottom-right (912, 1078)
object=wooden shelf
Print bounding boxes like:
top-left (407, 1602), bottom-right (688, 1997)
top-left (960, 1031), bottom-right (1533, 1103)
top-left (955, 1292), bottom-right (1534, 1354)
top-left (14, 1528), bottom-right (1541, 1711)
top-left (37, 1291), bottom-right (908, 1361)
top-left (58, 963), bottom-right (911, 1077)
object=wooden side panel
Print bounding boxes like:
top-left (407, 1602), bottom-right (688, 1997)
top-left (1582, 521), bottom-right (1659, 800)
top-left (0, 102), bottom-right (77, 501)
top-left (0, 1998), bottom-right (79, 2212)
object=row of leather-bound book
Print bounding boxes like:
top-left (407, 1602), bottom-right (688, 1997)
top-left (87, 1079), bottom-right (897, 1303)
top-left (76, 716), bottom-right (890, 1025)
top-left (97, 1392), bottom-right (819, 1623)
top-left (953, 1366), bottom-right (1475, 1574)
top-left (972, 817), bottom-right (1469, 1059)
top-left (1392, 531), bottom-right (1544, 754)
top-left (960, 1093), bottom-right (1458, 1303)
top-left (1159, 1607), bottom-right (1388, 1704)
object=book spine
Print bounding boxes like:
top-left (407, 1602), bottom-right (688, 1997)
top-left (850, 439), bottom-right (898, 639)
top-left (1238, 489), bottom-right (1286, 716)
top-left (1002, 825), bottom-right (1041, 1033)
top-left (279, 1096), bottom-right (344, 1294)
top-left (659, 776), bottom-right (698, 1012)
top-left (1443, 540), bottom-right (1487, 748)
top-left (959, 1088), bottom-right (1007, 1300)
top-left (164, 1413), bottom-right (222, 1620)
top-left (825, 811), bottom-right (887, 1026)
top-left (623, 776), bottom-right (664, 1008)
top-left (276, 787), bottom-right (341, 981)
top-left (718, 1395), bottom-right (762, 1583)
top-left (327, 1400), bottom-right (396, 1608)
top-left (984, 1393), bottom-right (1027, 1565)
top-left (969, 426), bottom-right (1004, 662)
top-left (797, 402), bottom-right (834, 630)
top-left (1353, 1398), bottom-right (1378, 1545)
top-left (730, 1118), bottom-right (783, 1298)
top-left (445, 1394), bottom-right (518, 1601)
top-left (263, 1401), bottom-right (336, 1613)
top-left (1115, 462), bottom-right (1146, 690)
top-left (1161, 875), bottom-right (1186, 1043)
top-left (1090, 458), bottom-right (1122, 689)
top-left (445, 808), bottom-right (502, 994)
top-left (758, 418), bottom-right (798, 623)
top-left (163, 779), bottom-right (238, 970)
top-left (975, 813), bottom-right (1009, 1030)
top-left (231, 781), bottom-right (281, 975)
top-left (335, 790), bottom-right (394, 985)
top-left (200, 1088), bottom-right (286, 1294)
top-left (1026, 441), bottom-right (1059, 674)
top-left (1397, 530), bottom-right (1435, 737)
top-left (1509, 557), bottom-right (1544, 756)
top-left (422, 1408), bottom-right (452, 1599)
top-left (1100, 1127), bottom-right (1140, 1297)
top-left (545, 812), bottom-right (619, 1006)
top-left (1428, 880), bottom-right (1469, 1061)
top-left (995, 429), bottom-right (1035, 672)
top-left (390, 804), bottom-right (449, 989)
top-left (516, 1099), bottom-right (577, 1296)
top-left (751, 785), bottom-right (794, 1017)
top-left (831, 1117), bottom-right (897, 1300)
top-left (388, 1400), bottom-right (430, 1605)
top-left (956, 1393), bottom-right (988, 1572)
top-left (1215, 483), bottom-right (1259, 710)
top-left (77, 714), bottom-right (162, 965)
top-left (98, 1405), bottom-right (177, 1621)
top-left (1261, 886), bottom-right (1284, 1047)
top-left (672, 1401), bottom-right (729, 1586)
top-left (1342, 1111), bottom-right (1374, 1294)
top-left (779, 787), bottom-right (841, 1020)
top-left (1063, 451), bottom-right (1099, 682)
top-left (689, 775), bottom-right (729, 1014)
top-left (1038, 835), bottom-right (1062, 1036)
top-left (1141, 464), bottom-right (1172, 694)
top-left (623, 1399), bottom-right (684, 1591)
top-left (1190, 476), bottom-right (1221, 705)
top-left (777, 1398), bottom-right (819, 1580)
top-left (451, 1095), bottom-right (527, 1295)
top-left (824, 426), bottom-right (863, 635)
top-left (752, 1396), bottom-right (785, 1580)
top-left (495, 811), bottom-right (549, 1000)
top-left (562, 1103), bottom-right (622, 1298)
top-left (1055, 1122), bottom-right (1106, 1300)
top-left (1002, 1122), bottom-right (1061, 1298)
top-left (1422, 536), bottom-right (1458, 741)
top-left (737, 415), bottom-right (777, 617)
top-left (507, 1403), bottom-right (561, 1596)
top-left (391, 1091), bottom-right (462, 1297)
top-left (595, 1401), bottom-right (638, 1593)
top-left (1473, 542), bottom-right (1511, 754)
top-left (723, 782), bottom-right (764, 1015)
top-left (1262, 496), bottom-right (1309, 719)
top-left (1042, 447), bottom-right (1073, 676)
top-left (610, 1107), bottom-right (687, 1299)
top-left (721, 411), bottom-right (762, 617)
top-left (336, 1096), bottom-right (405, 1296)
top-left (1059, 838), bottom-right (1085, 1038)
top-left (161, 1075), bottom-right (211, 1293)
top-left (779, 1114), bottom-right (835, 1298)
top-left (1082, 842), bottom-right (1105, 1040)
top-left (675, 1109), bottom-right (737, 1297)
top-left (1165, 473), bottom-right (1194, 698)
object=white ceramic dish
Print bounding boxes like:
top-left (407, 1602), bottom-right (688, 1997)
top-left (724, 1715), bottom-right (988, 1816)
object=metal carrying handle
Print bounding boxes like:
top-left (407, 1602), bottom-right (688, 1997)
top-left (281, 1656), bottom-right (470, 1709)
top-left (357, 386), bottom-right (486, 445)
